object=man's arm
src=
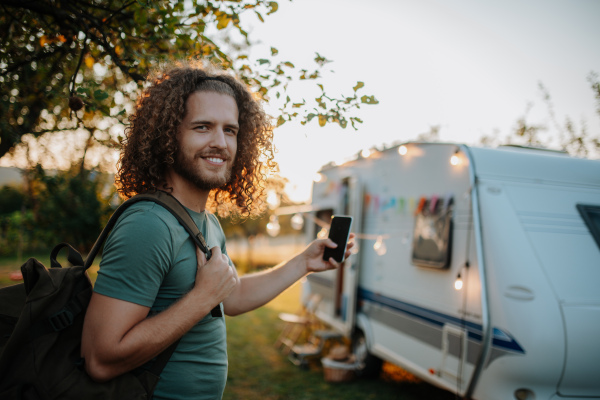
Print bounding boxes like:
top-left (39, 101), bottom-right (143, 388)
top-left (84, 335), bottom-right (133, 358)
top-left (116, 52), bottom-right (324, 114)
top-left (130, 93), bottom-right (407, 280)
top-left (81, 246), bottom-right (237, 382)
top-left (223, 235), bottom-right (354, 316)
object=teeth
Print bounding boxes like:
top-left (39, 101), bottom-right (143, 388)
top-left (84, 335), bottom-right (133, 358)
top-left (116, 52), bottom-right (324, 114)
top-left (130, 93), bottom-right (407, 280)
top-left (206, 157), bottom-right (224, 163)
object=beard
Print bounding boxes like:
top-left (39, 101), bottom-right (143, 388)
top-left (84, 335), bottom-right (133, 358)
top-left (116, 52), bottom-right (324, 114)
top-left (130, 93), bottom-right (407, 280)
top-left (172, 149), bottom-right (234, 191)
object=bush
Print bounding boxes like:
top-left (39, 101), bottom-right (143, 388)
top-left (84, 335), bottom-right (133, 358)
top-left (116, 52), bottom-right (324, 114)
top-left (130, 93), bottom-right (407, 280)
top-left (0, 166), bottom-right (116, 256)
top-left (0, 185), bottom-right (25, 215)
top-left (30, 165), bottom-right (116, 253)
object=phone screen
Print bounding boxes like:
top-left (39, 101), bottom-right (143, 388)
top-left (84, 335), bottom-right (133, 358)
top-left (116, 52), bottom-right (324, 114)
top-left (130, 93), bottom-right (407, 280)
top-left (323, 215), bottom-right (353, 263)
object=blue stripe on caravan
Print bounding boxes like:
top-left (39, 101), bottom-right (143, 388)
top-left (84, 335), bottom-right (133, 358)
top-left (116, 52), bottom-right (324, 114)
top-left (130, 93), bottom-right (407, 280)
top-left (357, 287), bottom-right (525, 354)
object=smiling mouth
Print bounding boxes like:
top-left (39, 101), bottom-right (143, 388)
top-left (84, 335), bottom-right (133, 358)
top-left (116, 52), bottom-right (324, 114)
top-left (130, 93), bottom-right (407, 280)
top-left (204, 156), bottom-right (225, 164)
top-left (197, 151), bottom-right (230, 165)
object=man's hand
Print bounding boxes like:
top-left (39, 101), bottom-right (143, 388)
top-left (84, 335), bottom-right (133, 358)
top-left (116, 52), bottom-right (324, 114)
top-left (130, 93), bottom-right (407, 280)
top-left (303, 233), bottom-right (356, 273)
top-left (193, 246), bottom-right (239, 310)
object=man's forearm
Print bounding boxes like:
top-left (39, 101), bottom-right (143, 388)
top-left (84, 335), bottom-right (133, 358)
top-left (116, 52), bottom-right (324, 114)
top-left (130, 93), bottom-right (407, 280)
top-left (223, 253), bottom-right (307, 316)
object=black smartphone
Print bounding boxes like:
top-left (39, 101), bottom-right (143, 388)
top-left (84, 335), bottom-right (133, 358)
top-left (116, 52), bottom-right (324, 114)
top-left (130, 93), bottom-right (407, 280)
top-left (323, 215), bottom-right (353, 263)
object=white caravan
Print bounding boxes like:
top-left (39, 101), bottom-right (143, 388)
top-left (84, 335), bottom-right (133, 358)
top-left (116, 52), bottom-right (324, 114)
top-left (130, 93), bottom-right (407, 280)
top-left (302, 143), bottom-right (600, 400)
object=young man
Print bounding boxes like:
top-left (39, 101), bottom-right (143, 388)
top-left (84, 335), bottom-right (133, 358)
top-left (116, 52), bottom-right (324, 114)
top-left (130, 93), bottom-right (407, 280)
top-left (81, 63), bottom-right (353, 400)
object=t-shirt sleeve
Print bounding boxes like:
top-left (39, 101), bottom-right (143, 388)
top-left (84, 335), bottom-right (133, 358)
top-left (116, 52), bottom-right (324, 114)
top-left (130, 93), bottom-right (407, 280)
top-left (94, 207), bottom-right (174, 307)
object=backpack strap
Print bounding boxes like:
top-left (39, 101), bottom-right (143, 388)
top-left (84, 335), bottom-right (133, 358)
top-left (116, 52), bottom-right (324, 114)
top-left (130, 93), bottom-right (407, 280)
top-left (84, 190), bottom-right (212, 270)
top-left (84, 190), bottom-right (222, 318)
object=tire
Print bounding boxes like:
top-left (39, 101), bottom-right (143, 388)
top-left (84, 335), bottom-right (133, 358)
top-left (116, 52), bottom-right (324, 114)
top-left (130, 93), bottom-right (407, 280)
top-left (352, 329), bottom-right (383, 378)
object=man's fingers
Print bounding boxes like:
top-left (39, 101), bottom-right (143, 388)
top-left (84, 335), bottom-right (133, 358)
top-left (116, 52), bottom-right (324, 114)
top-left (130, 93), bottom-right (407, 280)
top-left (325, 238), bottom-right (338, 248)
top-left (196, 246), bottom-right (207, 265)
top-left (210, 245), bottom-right (222, 257)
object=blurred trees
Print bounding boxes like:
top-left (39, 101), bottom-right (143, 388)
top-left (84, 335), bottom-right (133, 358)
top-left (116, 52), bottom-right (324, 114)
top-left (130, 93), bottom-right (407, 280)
top-left (0, 166), bottom-right (115, 256)
top-left (0, 0), bottom-right (376, 162)
top-left (480, 72), bottom-right (600, 157)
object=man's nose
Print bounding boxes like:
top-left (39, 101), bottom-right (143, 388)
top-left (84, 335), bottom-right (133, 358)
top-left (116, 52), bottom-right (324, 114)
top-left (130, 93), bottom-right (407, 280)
top-left (209, 128), bottom-right (227, 149)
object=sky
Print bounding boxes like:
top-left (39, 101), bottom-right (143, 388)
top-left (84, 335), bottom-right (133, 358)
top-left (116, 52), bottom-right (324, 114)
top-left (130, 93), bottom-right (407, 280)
top-left (240, 0), bottom-right (600, 202)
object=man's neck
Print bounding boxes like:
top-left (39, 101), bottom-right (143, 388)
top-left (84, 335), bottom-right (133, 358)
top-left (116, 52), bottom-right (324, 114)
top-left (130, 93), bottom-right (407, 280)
top-left (164, 171), bottom-right (210, 213)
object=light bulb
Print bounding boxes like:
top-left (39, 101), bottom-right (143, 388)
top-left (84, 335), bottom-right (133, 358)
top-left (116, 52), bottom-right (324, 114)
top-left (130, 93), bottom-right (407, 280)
top-left (317, 228), bottom-right (329, 239)
top-left (266, 190), bottom-right (280, 209)
top-left (266, 215), bottom-right (280, 237)
top-left (398, 145), bottom-right (408, 156)
top-left (373, 236), bottom-right (387, 256)
top-left (361, 148), bottom-right (371, 158)
top-left (290, 213), bottom-right (304, 230)
top-left (450, 150), bottom-right (461, 166)
top-left (454, 274), bottom-right (463, 290)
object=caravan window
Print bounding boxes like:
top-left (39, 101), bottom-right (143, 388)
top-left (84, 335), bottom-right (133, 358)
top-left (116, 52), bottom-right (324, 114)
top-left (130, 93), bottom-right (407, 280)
top-left (411, 196), bottom-right (453, 269)
top-left (577, 204), bottom-right (600, 250)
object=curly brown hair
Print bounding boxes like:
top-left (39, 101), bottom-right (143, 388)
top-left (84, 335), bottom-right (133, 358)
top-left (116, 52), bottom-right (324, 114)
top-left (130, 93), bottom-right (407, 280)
top-left (116, 61), bottom-right (275, 216)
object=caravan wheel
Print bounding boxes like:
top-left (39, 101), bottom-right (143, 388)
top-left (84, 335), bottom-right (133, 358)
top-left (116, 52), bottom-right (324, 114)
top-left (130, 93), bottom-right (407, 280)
top-left (352, 330), bottom-right (383, 378)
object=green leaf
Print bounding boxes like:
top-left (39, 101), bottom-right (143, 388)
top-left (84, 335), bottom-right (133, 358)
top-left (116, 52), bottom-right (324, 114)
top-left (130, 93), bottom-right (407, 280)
top-left (315, 97), bottom-right (326, 109)
top-left (271, 47), bottom-right (279, 56)
top-left (283, 61), bottom-right (294, 68)
top-left (360, 95), bottom-right (379, 105)
top-left (267, 2), bottom-right (279, 15)
top-left (76, 87), bottom-right (91, 97)
top-left (255, 11), bottom-right (264, 22)
top-left (314, 52), bottom-right (331, 66)
top-left (277, 115), bottom-right (285, 126)
top-left (94, 90), bottom-right (109, 101)
top-left (318, 114), bottom-right (327, 127)
top-left (353, 82), bottom-right (364, 92)
top-left (216, 12), bottom-right (231, 30)
top-left (306, 113), bottom-right (316, 122)
top-left (257, 58), bottom-right (270, 65)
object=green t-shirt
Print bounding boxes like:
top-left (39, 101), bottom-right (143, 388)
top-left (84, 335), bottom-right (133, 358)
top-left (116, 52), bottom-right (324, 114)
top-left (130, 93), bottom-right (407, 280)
top-left (94, 202), bottom-right (230, 400)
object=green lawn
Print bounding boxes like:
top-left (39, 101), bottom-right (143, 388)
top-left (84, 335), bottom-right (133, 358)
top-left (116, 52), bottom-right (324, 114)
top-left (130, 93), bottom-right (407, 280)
top-left (224, 283), bottom-right (456, 400)
top-left (1, 255), bottom-right (455, 400)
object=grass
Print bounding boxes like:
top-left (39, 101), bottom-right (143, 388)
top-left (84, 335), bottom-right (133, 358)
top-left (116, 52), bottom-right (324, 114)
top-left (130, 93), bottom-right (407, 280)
top-left (224, 283), bottom-right (456, 400)
top-left (1, 255), bottom-right (456, 400)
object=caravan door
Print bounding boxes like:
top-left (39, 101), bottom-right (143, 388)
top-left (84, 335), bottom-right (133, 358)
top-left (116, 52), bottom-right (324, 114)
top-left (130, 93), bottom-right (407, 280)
top-left (308, 175), bottom-right (362, 337)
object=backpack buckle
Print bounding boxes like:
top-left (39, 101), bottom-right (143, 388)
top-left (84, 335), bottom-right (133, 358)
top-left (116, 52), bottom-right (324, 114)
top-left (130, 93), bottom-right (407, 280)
top-left (49, 309), bottom-right (74, 331)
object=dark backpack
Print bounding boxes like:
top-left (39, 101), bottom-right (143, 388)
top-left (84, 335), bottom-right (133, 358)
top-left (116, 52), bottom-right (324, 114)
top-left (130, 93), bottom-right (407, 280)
top-left (0, 191), bottom-right (214, 399)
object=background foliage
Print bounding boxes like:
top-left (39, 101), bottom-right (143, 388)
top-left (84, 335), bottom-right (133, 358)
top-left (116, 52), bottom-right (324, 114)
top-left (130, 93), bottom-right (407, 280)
top-left (0, 0), bottom-right (376, 164)
top-left (0, 166), bottom-right (114, 256)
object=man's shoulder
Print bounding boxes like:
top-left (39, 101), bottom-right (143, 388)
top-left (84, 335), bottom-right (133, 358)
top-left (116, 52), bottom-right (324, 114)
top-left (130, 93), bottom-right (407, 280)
top-left (205, 211), bottom-right (222, 227)
top-left (118, 200), bottom-right (181, 228)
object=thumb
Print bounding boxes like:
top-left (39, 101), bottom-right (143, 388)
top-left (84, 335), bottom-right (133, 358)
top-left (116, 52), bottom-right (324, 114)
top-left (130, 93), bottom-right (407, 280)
top-left (209, 245), bottom-right (222, 260)
top-left (196, 246), bottom-right (208, 266)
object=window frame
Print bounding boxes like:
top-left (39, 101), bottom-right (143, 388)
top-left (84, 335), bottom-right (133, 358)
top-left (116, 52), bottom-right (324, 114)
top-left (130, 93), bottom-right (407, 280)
top-left (576, 203), bottom-right (600, 250)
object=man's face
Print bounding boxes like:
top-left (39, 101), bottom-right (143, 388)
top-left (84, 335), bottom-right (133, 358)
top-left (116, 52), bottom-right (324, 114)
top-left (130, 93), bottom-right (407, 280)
top-left (173, 90), bottom-right (239, 191)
